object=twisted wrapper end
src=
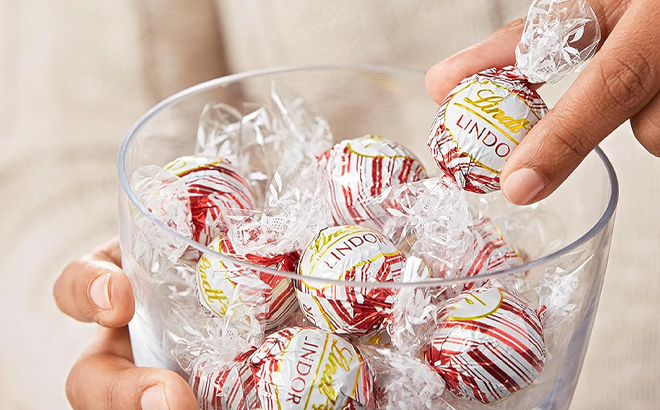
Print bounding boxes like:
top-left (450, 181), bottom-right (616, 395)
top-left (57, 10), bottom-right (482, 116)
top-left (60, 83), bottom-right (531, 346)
top-left (516, 0), bottom-right (601, 84)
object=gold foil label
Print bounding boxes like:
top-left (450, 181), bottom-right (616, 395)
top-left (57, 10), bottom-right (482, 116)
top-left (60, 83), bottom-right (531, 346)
top-left (346, 135), bottom-right (415, 160)
top-left (449, 287), bottom-right (503, 321)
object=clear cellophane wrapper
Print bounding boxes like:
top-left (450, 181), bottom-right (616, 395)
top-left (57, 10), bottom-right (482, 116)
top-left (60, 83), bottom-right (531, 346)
top-left (427, 0), bottom-right (600, 195)
top-left (130, 165), bottom-right (194, 273)
top-left (515, 0), bottom-right (600, 84)
top-left (163, 303), bottom-right (263, 376)
top-left (418, 247), bottom-right (593, 410)
top-left (196, 77), bottom-right (335, 259)
top-left (127, 77), bottom-right (333, 382)
top-left (218, 160), bottom-right (333, 258)
top-left (347, 173), bottom-right (593, 408)
top-left (360, 346), bottom-right (450, 410)
top-left (196, 77), bottom-right (333, 209)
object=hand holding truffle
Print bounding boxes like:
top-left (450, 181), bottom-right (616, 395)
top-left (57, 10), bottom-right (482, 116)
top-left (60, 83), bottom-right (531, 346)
top-left (427, 0), bottom-right (660, 204)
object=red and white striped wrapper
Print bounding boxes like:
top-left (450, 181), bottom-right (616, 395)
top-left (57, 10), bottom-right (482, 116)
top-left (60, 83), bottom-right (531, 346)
top-left (425, 287), bottom-right (546, 404)
top-left (321, 135), bottom-right (427, 228)
top-left (190, 349), bottom-right (259, 410)
top-left (296, 225), bottom-right (405, 335)
top-left (197, 234), bottom-right (299, 330)
top-left (248, 327), bottom-right (374, 410)
top-left (434, 217), bottom-right (522, 295)
top-left (428, 67), bottom-right (548, 194)
top-left (165, 156), bottom-right (256, 246)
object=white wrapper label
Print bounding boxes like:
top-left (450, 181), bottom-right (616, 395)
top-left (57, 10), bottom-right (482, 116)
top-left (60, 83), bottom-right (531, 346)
top-left (443, 80), bottom-right (541, 174)
top-left (273, 330), bottom-right (362, 409)
top-left (298, 225), bottom-right (399, 286)
top-left (449, 287), bottom-right (503, 320)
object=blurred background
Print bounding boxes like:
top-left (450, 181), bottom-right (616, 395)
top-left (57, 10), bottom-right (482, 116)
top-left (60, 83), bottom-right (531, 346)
top-left (1, 0), bottom-right (658, 409)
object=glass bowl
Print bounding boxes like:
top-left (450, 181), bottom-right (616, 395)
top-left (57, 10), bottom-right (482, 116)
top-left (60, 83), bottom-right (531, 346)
top-left (118, 65), bottom-right (618, 410)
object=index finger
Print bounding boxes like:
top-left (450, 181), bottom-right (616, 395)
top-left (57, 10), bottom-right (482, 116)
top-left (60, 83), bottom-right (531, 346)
top-left (53, 237), bottom-right (135, 327)
top-left (501, 0), bottom-right (660, 204)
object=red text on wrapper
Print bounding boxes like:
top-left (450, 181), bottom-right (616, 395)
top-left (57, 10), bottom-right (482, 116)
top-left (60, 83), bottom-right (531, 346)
top-left (444, 81), bottom-right (540, 174)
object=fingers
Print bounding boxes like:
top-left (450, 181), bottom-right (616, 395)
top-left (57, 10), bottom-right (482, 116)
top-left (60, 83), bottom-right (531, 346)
top-left (630, 91), bottom-right (660, 157)
top-left (501, 0), bottom-right (660, 205)
top-left (54, 237), bottom-right (135, 327)
top-left (425, 18), bottom-right (524, 104)
top-left (66, 327), bottom-right (197, 410)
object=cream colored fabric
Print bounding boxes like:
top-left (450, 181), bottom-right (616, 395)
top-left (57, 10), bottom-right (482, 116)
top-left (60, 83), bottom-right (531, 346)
top-left (0, 0), bottom-right (658, 409)
top-left (215, 0), bottom-right (523, 72)
top-left (0, 1), bottom-right (224, 409)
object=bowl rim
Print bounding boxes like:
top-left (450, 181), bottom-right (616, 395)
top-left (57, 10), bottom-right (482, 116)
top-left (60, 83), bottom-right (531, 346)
top-left (118, 64), bottom-right (619, 289)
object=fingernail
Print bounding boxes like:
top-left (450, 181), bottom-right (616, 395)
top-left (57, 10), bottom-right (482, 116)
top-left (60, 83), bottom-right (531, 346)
top-left (89, 273), bottom-right (112, 310)
top-left (141, 385), bottom-right (169, 410)
top-left (502, 168), bottom-right (546, 205)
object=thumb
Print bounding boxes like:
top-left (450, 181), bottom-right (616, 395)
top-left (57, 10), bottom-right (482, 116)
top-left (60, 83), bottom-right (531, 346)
top-left (501, 1), bottom-right (660, 205)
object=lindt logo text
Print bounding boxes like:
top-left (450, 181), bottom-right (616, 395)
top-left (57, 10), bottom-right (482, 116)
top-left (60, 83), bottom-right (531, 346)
top-left (285, 335), bottom-right (355, 408)
top-left (463, 88), bottom-right (532, 133)
top-left (314, 339), bottom-right (355, 409)
top-left (308, 227), bottom-right (360, 260)
top-left (448, 86), bottom-right (535, 161)
top-left (197, 254), bottom-right (230, 314)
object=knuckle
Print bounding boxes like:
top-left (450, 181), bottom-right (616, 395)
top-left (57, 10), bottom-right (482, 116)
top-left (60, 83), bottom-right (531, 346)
top-left (66, 354), bottom-right (100, 410)
top-left (107, 371), bottom-right (122, 410)
top-left (545, 112), bottom-right (594, 160)
top-left (599, 50), bottom-right (656, 111)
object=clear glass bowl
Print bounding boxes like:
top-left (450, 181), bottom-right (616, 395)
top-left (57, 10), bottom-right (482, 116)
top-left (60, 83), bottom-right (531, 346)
top-left (118, 65), bottom-right (618, 410)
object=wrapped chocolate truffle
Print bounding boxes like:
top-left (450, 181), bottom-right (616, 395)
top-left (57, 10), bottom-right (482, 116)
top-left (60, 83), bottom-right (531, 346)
top-left (435, 217), bottom-right (522, 295)
top-left (296, 225), bottom-right (405, 335)
top-left (428, 0), bottom-right (600, 193)
top-left (165, 155), bottom-right (256, 246)
top-left (425, 286), bottom-right (546, 404)
top-left (321, 135), bottom-right (427, 227)
top-left (428, 67), bottom-right (548, 193)
top-left (249, 327), bottom-right (375, 410)
top-left (190, 349), bottom-right (259, 410)
top-left (196, 234), bottom-right (299, 330)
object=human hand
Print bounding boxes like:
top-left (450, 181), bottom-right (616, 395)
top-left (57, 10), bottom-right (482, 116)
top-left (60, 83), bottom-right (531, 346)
top-left (53, 238), bottom-right (197, 410)
top-left (426, 0), bottom-right (660, 205)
